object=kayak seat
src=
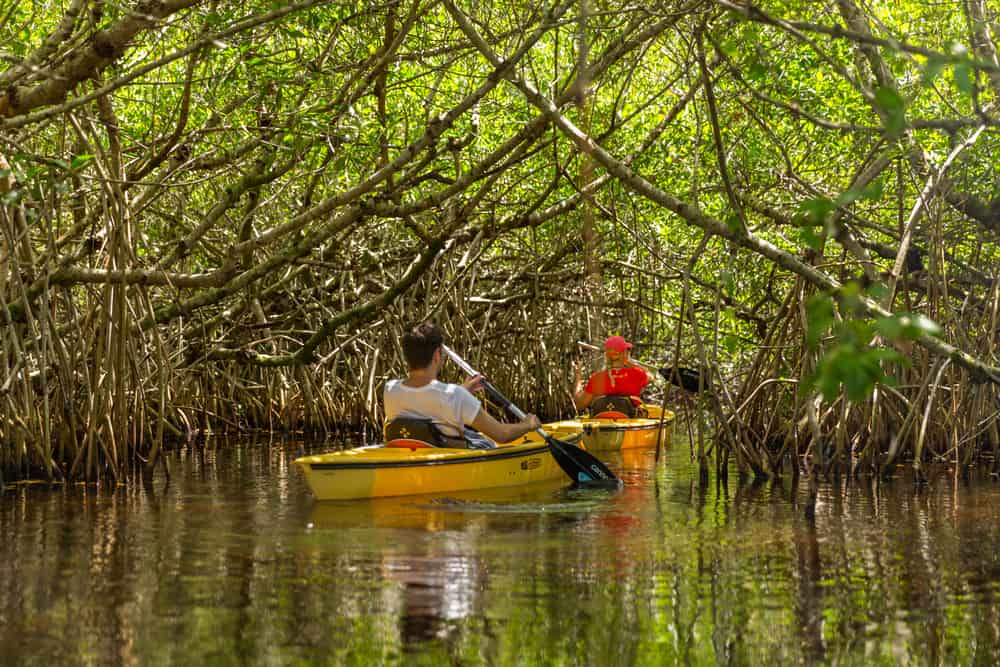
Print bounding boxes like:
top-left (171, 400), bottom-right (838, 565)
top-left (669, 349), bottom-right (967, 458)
top-left (383, 417), bottom-right (468, 449)
top-left (590, 395), bottom-right (640, 419)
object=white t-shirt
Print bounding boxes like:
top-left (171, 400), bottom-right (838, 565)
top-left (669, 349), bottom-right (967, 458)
top-left (383, 379), bottom-right (482, 438)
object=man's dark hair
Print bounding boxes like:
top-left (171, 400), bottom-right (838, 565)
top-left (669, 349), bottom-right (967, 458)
top-left (402, 321), bottom-right (444, 369)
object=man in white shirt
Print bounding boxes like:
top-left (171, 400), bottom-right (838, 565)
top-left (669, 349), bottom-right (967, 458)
top-left (384, 321), bottom-right (541, 448)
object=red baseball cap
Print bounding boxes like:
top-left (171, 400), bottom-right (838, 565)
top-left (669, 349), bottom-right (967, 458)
top-left (604, 335), bottom-right (633, 352)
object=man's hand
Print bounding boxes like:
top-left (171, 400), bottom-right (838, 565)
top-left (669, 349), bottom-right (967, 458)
top-left (522, 414), bottom-right (541, 431)
top-left (462, 374), bottom-right (485, 393)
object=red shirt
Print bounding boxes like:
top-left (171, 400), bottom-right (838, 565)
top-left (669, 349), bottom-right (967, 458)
top-left (584, 366), bottom-right (649, 397)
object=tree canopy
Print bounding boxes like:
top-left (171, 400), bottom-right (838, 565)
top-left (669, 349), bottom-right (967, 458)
top-left (2, 0), bottom-right (999, 483)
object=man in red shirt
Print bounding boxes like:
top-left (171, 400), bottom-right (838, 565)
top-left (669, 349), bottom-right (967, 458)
top-left (573, 335), bottom-right (653, 411)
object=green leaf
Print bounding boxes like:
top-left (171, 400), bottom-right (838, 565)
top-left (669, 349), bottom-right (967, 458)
top-left (839, 316), bottom-right (872, 346)
top-left (747, 60), bottom-right (767, 81)
top-left (864, 282), bottom-right (888, 300)
top-left (873, 86), bottom-right (906, 135)
top-left (873, 312), bottom-right (939, 340)
top-left (881, 312), bottom-right (942, 339)
top-left (874, 86), bottom-right (904, 113)
top-left (837, 179), bottom-right (884, 206)
top-left (908, 313), bottom-right (942, 337)
top-left (920, 56), bottom-right (947, 85)
top-left (817, 372), bottom-right (841, 402)
top-left (724, 214), bottom-right (744, 235)
top-left (871, 348), bottom-right (906, 366)
top-left (860, 179), bottom-right (885, 200)
top-left (874, 315), bottom-right (903, 339)
top-left (954, 62), bottom-right (973, 95)
top-left (842, 363), bottom-right (873, 401)
top-left (837, 189), bottom-right (863, 206)
top-left (805, 294), bottom-right (834, 349)
top-left (70, 154), bottom-right (94, 170)
top-left (795, 197), bottom-right (835, 227)
top-left (798, 226), bottom-right (824, 252)
top-left (720, 269), bottom-right (736, 293)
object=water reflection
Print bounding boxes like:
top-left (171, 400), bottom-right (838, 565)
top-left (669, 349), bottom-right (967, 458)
top-left (4, 435), bottom-right (1000, 664)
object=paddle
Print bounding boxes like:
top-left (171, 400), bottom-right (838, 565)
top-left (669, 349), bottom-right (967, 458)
top-left (441, 344), bottom-right (620, 487)
top-left (576, 341), bottom-right (709, 393)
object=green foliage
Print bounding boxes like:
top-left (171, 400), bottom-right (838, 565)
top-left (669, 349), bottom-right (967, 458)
top-left (813, 343), bottom-right (903, 402)
top-left (792, 178), bottom-right (887, 252)
top-left (873, 312), bottom-right (941, 340)
top-left (805, 286), bottom-right (942, 403)
top-left (805, 294), bottom-right (835, 349)
top-left (0, 0), bottom-right (997, 461)
top-left (873, 86), bottom-right (907, 136)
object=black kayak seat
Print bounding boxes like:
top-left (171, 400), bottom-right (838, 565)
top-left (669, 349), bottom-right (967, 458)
top-left (384, 417), bottom-right (473, 449)
top-left (589, 395), bottom-right (641, 419)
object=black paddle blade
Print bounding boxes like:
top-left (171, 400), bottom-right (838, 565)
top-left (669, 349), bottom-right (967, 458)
top-left (545, 434), bottom-right (621, 487)
top-left (658, 365), bottom-right (709, 393)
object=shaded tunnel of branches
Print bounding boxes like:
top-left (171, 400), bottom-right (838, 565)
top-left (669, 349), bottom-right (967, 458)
top-left (2, 0), bottom-right (1000, 485)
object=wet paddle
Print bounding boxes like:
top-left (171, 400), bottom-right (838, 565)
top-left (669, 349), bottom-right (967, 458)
top-left (441, 344), bottom-right (620, 487)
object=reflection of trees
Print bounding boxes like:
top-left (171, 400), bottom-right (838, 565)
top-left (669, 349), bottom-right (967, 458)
top-left (799, 470), bottom-right (1000, 664)
top-left (792, 521), bottom-right (825, 663)
top-left (11, 451), bottom-right (1000, 662)
top-left (645, 464), bottom-right (1000, 664)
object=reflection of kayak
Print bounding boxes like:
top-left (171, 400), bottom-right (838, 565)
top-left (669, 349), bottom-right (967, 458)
top-left (295, 424), bottom-right (584, 500)
top-left (307, 480), bottom-right (569, 530)
top-left (619, 446), bottom-right (657, 471)
top-left (549, 405), bottom-right (675, 451)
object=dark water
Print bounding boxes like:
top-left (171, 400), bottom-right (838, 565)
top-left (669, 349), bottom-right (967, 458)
top-left (3, 435), bottom-right (1000, 666)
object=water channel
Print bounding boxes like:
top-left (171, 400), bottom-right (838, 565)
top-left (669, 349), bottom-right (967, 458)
top-left (3, 434), bottom-right (1000, 665)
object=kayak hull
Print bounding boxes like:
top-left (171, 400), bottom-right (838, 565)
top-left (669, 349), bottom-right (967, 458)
top-left (295, 425), bottom-right (583, 500)
top-left (551, 405), bottom-right (675, 451)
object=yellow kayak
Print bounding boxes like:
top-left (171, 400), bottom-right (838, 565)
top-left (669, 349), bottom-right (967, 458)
top-left (549, 404), bottom-right (675, 451)
top-left (295, 423), bottom-right (584, 501)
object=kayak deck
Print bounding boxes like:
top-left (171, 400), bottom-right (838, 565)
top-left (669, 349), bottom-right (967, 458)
top-left (295, 424), bottom-right (583, 500)
top-left (549, 404), bottom-right (675, 451)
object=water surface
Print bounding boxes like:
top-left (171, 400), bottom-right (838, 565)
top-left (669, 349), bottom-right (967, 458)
top-left (3, 436), bottom-right (1000, 665)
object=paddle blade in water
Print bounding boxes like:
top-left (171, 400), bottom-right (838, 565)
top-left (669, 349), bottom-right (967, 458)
top-left (545, 435), bottom-right (620, 486)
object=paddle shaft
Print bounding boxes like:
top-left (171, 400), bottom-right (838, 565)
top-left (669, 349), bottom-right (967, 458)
top-left (442, 345), bottom-right (535, 429)
top-left (440, 344), bottom-right (619, 484)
